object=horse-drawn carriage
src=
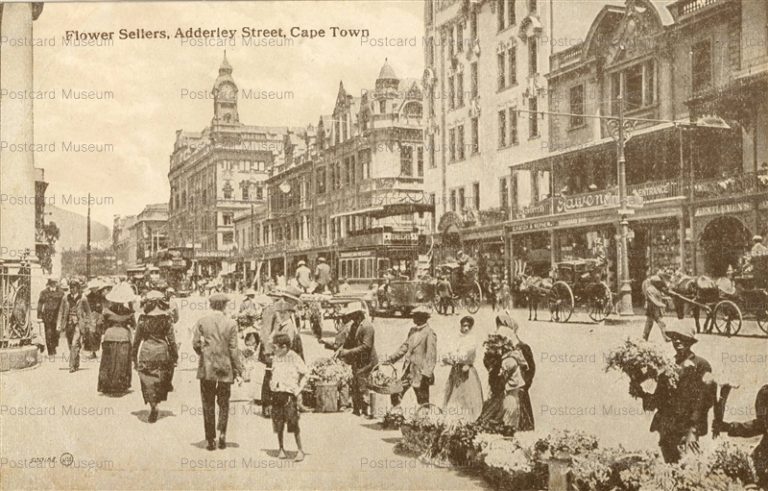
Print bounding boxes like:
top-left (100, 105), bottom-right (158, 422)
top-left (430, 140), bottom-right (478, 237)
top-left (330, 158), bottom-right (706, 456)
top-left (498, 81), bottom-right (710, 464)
top-left (426, 262), bottom-right (483, 314)
top-left (372, 280), bottom-right (433, 318)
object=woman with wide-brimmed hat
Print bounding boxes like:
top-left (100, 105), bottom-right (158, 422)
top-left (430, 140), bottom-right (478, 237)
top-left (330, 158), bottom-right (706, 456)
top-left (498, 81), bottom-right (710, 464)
top-left (98, 282), bottom-right (136, 395)
top-left (132, 290), bottom-right (179, 423)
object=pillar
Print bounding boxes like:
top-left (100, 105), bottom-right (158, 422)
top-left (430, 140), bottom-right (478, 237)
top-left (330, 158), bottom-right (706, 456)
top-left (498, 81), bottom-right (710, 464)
top-left (0, 3), bottom-right (37, 258)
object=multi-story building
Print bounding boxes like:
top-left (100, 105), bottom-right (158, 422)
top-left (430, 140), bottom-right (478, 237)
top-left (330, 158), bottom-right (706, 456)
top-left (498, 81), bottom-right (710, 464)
top-left (423, 0), bottom-right (553, 280)
top-left (112, 214), bottom-right (138, 273)
top-left (133, 203), bottom-right (169, 265)
top-left (167, 54), bottom-right (302, 278)
top-left (247, 61), bottom-right (429, 286)
top-left (505, 0), bottom-right (768, 306)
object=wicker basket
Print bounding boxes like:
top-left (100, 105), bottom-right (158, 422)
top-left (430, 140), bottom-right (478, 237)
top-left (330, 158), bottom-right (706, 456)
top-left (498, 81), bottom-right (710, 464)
top-left (368, 363), bottom-right (403, 395)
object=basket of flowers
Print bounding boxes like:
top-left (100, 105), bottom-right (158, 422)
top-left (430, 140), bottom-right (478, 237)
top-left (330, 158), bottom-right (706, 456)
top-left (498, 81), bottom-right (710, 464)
top-left (308, 357), bottom-right (353, 412)
top-left (604, 338), bottom-right (680, 397)
top-left (368, 362), bottom-right (403, 395)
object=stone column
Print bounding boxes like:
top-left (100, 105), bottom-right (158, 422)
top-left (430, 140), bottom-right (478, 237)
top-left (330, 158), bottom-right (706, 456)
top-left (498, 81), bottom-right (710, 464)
top-left (0, 3), bottom-right (37, 259)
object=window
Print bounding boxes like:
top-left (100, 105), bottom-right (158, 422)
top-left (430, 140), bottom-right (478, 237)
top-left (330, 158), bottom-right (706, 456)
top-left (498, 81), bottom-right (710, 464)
top-left (257, 184), bottom-right (263, 200)
top-left (450, 189), bottom-right (457, 211)
top-left (498, 110), bottom-right (507, 147)
top-left (570, 85), bottom-right (585, 128)
top-left (611, 60), bottom-right (657, 113)
top-left (508, 47), bottom-right (517, 86)
top-left (417, 147), bottom-right (424, 177)
top-left (497, 0), bottom-right (506, 31)
top-left (379, 100), bottom-right (386, 113)
top-left (457, 125), bottom-right (465, 160)
top-left (449, 27), bottom-right (455, 58)
top-left (222, 232), bottom-right (233, 244)
top-left (528, 97), bottom-right (539, 137)
top-left (625, 64), bottom-right (643, 110)
top-left (426, 37), bottom-right (434, 66)
top-left (471, 117), bottom-right (479, 154)
top-left (457, 72), bottom-right (464, 107)
top-left (508, 0), bottom-right (516, 25)
top-left (473, 182), bottom-right (480, 209)
top-left (426, 0), bottom-right (433, 24)
top-left (471, 62), bottom-right (478, 98)
top-left (317, 168), bottom-right (326, 194)
top-left (509, 108), bottom-right (519, 144)
top-left (223, 182), bottom-right (233, 199)
top-left (458, 188), bottom-right (466, 210)
top-left (449, 128), bottom-right (456, 161)
top-left (470, 9), bottom-right (478, 39)
top-left (500, 177), bottom-right (509, 208)
top-left (497, 52), bottom-right (506, 91)
top-left (691, 40), bottom-right (712, 94)
top-left (448, 75), bottom-right (455, 110)
top-left (456, 22), bottom-right (464, 53)
top-left (428, 134), bottom-right (436, 168)
top-left (528, 38), bottom-right (538, 76)
top-left (529, 0), bottom-right (537, 12)
top-left (334, 121), bottom-right (340, 145)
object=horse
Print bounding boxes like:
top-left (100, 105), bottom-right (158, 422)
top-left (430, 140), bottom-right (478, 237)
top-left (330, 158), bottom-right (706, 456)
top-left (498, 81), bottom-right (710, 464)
top-left (512, 273), bottom-right (553, 321)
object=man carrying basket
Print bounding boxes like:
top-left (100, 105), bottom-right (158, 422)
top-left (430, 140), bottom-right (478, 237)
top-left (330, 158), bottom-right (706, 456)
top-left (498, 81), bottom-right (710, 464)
top-left (385, 306), bottom-right (437, 407)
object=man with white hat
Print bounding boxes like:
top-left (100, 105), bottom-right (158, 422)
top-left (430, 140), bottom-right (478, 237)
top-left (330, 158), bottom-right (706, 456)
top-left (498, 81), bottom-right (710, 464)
top-left (633, 324), bottom-right (715, 463)
top-left (314, 257), bottom-right (331, 294)
top-left (385, 306), bottom-right (437, 406)
top-left (295, 260), bottom-right (312, 293)
top-left (752, 235), bottom-right (768, 257)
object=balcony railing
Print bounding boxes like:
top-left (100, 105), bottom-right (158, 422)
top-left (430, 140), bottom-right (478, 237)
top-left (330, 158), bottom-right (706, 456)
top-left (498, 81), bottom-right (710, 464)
top-left (691, 171), bottom-right (768, 200)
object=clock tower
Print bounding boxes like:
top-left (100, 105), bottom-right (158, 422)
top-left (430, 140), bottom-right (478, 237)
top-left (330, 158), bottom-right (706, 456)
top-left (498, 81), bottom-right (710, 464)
top-left (211, 51), bottom-right (239, 126)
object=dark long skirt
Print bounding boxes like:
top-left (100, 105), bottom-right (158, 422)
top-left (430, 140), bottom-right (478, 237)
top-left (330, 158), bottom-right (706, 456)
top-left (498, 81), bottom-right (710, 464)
top-left (83, 329), bottom-right (101, 352)
top-left (478, 388), bottom-right (534, 430)
top-left (138, 361), bottom-right (174, 404)
top-left (97, 341), bottom-right (132, 394)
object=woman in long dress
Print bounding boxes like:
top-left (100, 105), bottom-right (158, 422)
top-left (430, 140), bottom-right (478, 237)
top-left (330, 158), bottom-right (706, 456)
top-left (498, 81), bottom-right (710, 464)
top-left (442, 315), bottom-right (483, 423)
top-left (132, 291), bottom-right (178, 423)
top-left (478, 313), bottom-right (535, 430)
top-left (97, 283), bottom-right (136, 394)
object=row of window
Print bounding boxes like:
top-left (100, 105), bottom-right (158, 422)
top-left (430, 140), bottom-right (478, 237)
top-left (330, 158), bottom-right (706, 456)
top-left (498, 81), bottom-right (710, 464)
top-left (449, 182), bottom-right (481, 212)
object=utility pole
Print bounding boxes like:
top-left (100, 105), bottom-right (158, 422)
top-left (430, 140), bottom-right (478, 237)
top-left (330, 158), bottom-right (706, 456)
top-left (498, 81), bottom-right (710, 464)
top-left (616, 96), bottom-right (634, 316)
top-left (86, 192), bottom-right (92, 278)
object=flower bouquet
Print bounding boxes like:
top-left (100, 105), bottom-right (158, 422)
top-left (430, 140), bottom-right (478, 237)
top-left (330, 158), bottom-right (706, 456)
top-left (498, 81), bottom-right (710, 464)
top-left (483, 334), bottom-right (517, 358)
top-left (368, 363), bottom-right (403, 395)
top-left (382, 410), bottom-right (405, 430)
top-left (605, 338), bottom-right (679, 397)
top-left (308, 357), bottom-right (353, 387)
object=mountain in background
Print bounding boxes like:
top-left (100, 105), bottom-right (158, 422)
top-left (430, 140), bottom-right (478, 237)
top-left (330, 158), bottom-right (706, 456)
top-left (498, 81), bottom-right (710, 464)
top-left (48, 205), bottom-right (111, 251)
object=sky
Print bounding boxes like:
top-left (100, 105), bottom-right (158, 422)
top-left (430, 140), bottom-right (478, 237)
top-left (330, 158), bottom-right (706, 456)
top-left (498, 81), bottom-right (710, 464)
top-left (29, 0), bottom-right (674, 227)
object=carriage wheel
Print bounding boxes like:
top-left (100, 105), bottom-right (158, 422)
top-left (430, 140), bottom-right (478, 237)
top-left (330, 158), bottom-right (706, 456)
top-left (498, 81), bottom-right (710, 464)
top-left (588, 282), bottom-right (613, 323)
top-left (548, 281), bottom-right (574, 323)
top-left (712, 300), bottom-right (742, 337)
top-left (756, 310), bottom-right (768, 335)
top-left (464, 282), bottom-right (482, 314)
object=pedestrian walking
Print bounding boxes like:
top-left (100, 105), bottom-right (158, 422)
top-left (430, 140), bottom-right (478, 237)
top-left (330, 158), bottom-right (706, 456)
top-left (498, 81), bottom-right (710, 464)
top-left (642, 272), bottom-right (671, 342)
top-left (441, 316), bottom-right (483, 423)
top-left (489, 274), bottom-right (502, 311)
top-left (478, 314), bottom-right (535, 431)
top-left (133, 290), bottom-right (178, 423)
top-left (499, 280), bottom-right (512, 311)
top-left (437, 275), bottom-right (454, 315)
top-left (295, 260), bottom-right (312, 293)
top-left (270, 332), bottom-right (309, 462)
top-left (322, 304), bottom-right (377, 417)
top-left (633, 325), bottom-right (716, 463)
top-left (716, 383), bottom-right (768, 488)
top-left (37, 279), bottom-right (64, 357)
top-left (85, 279), bottom-right (107, 359)
top-left (192, 293), bottom-right (243, 450)
top-left (98, 283), bottom-right (136, 395)
top-left (314, 257), bottom-right (331, 294)
top-left (385, 306), bottom-right (437, 407)
top-left (56, 279), bottom-right (92, 372)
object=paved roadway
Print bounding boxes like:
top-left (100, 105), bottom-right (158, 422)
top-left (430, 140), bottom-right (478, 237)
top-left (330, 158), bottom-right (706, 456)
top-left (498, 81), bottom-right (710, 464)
top-left (1, 294), bottom-right (765, 490)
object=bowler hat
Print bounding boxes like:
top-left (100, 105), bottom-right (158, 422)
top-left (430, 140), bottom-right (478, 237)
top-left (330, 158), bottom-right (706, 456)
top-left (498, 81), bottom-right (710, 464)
top-left (666, 324), bottom-right (698, 344)
top-left (412, 306), bottom-right (431, 318)
top-left (46, 278), bottom-right (58, 286)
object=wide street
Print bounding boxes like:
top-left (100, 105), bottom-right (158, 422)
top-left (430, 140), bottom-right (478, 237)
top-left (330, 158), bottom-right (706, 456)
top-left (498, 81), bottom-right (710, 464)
top-left (1, 295), bottom-right (766, 490)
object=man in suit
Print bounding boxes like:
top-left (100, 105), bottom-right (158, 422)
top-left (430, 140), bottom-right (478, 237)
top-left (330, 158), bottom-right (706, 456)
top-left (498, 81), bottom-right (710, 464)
top-left (386, 306), bottom-right (437, 406)
top-left (322, 303), bottom-right (377, 416)
top-left (38, 279), bottom-right (64, 357)
top-left (56, 279), bottom-right (91, 372)
top-left (634, 324), bottom-right (715, 463)
top-left (192, 293), bottom-right (243, 451)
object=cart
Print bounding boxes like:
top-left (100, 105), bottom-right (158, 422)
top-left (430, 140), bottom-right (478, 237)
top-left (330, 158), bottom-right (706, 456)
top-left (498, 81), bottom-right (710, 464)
top-left (668, 274), bottom-right (743, 336)
top-left (731, 255), bottom-right (768, 335)
top-left (547, 259), bottom-right (613, 323)
top-left (431, 262), bottom-right (483, 314)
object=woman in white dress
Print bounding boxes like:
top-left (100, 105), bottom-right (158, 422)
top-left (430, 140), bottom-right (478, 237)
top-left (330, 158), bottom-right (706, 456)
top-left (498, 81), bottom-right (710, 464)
top-left (442, 316), bottom-right (483, 423)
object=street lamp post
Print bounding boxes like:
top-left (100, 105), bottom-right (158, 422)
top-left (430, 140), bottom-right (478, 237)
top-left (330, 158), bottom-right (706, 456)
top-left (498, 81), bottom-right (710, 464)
top-left (615, 96), bottom-right (634, 316)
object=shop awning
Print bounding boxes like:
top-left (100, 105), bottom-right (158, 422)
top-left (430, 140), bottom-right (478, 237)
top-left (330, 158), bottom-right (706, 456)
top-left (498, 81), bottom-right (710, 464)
top-left (369, 202), bottom-right (435, 218)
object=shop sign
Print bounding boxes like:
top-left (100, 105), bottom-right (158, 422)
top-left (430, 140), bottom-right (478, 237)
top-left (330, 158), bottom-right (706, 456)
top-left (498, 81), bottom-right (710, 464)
top-left (629, 181), bottom-right (680, 202)
top-left (513, 200), bottom-right (551, 220)
top-left (508, 220), bottom-right (558, 233)
top-left (555, 189), bottom-right (618, 214)
top-left (340, 250), bottom-right (374, 258)
top-left (694, 201), bottom-right (752, 217)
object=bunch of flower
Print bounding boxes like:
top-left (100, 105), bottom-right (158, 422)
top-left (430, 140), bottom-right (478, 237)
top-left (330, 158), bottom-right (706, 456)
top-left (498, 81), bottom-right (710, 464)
top-left (709, 441), bottom-right (757, 486)
top-left (483, 334), bottom-right (517, 358)
top-left (570, 450), bottom-right (614, 491)
top-left (533, 430), bottom-right (600, 460)
top-left (308, 357), bottom-right (353, 385)
top-left (605, 338), bottom-right (680, 393)
top-left (381, 411), bottom-right (405, 430)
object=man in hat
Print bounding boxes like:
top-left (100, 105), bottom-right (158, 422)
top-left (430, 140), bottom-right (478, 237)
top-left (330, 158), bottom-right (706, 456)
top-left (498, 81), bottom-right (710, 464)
top-left (38, 279), bottom-right (64, 357)
top-left (84, 279), bottom-right (107, 359)
top-left (437, 275), bottom-right (454, 315)
top-left (642, 272), bottom-right (671, 342)
top-left (752, 235), bottom-right (768, 257)
top-left (192, 293), bottom-right (243, 451)
top-left (238, 288), bottom-right (260, 324)
top-left (314, 257), bottom-right (331, 294)
top-left (386, 306), bottom-right (437, 406)
top-left (633, 324), bottom-right (715, 463)
top-left (295, 260), bottom-right (312, 293)
top-left (322, 303), bottom-right (377, 416)
top-left (56, 279), bottom-right (92, 372)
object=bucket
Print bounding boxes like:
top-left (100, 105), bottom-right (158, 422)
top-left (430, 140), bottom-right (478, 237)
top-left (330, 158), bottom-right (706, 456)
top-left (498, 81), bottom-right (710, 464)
top-left (315, 383), bottom-right (339, 413)
top-left (369, 392), bottom-right (392, 419)
top-left (338, 383), bottom-right (351, 408)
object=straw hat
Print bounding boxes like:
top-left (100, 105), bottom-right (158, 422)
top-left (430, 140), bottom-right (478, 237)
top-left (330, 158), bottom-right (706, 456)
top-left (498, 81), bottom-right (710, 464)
top-left (666, 324), bottom-right (698, 344)
top-left (105, 282), bottom-right (137, 304)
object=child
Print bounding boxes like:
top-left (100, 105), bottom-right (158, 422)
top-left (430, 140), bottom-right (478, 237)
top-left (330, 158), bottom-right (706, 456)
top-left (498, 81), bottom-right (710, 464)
top-left (270, 332), bottom-right (309, 462)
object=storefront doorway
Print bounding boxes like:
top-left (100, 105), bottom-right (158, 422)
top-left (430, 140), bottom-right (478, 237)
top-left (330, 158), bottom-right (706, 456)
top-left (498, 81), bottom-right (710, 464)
top-left (699, 216), bottom-right (751, 276)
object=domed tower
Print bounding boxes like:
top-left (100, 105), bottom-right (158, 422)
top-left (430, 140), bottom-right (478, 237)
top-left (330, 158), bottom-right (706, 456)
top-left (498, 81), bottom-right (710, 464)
top-left (211, 51), bottom-right (239, 126)
top-left (375, 58), bottom-right (400, 91)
